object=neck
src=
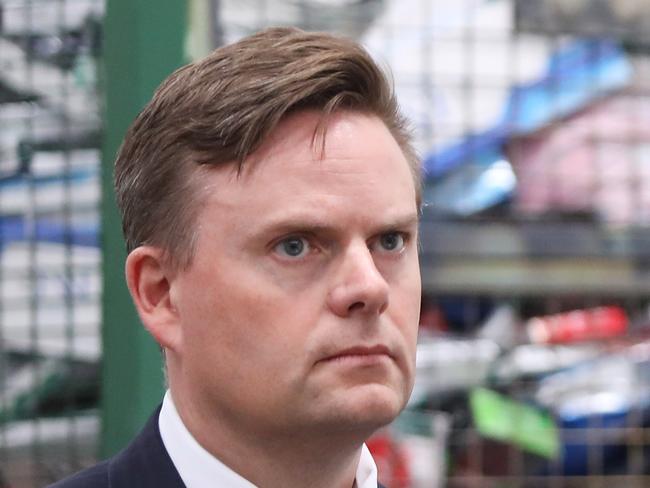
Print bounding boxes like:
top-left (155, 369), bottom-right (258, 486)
top-left (169, 386), bottom-right (368, 488)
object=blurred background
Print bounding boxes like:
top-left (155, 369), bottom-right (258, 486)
top-left (3, 0), bottom-right (650, 486)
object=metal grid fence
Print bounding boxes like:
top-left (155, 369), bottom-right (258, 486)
top-left (0, 0), bottom-right (102, 486)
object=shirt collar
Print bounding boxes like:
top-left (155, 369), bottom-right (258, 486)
top-left (158, 390), bottom-right (378, 488)
top-left (356, 443), bottom-right (379, 488)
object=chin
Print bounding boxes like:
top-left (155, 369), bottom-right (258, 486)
top-left (325, 383), bottom-right (408, 432)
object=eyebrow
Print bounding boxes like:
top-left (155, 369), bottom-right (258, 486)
top-left (375, 214), bottom-right (420, 232)
top-left (254, 213), bottom-right (420, 239)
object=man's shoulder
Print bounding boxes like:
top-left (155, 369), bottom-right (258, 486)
top-left (45, 404), bottom-right (184, 488)
top-left (46, 460), bottom-right (110, 488)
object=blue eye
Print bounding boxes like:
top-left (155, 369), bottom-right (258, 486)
top-left (378, 232), bottom-right (405, 252)
top-left (275, 237), bottom-right (310, 258)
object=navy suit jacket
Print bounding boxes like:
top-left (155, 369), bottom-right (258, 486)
top-left (48, 406), bottom-right (183, 488)
top-left (48, 406), bottom-right (387, 488)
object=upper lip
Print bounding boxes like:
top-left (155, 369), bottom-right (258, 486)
top-left (320, 344), bottom-right (393, 362)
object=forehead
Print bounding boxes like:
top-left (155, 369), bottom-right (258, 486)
top-left (196, 110), bottom-right (418, 229)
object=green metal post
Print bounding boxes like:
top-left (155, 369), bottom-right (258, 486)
top-left (101, 0), bottom-right (187, 457)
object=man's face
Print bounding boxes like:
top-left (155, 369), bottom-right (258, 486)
top-left (170, 110), bottom-right (421, 439)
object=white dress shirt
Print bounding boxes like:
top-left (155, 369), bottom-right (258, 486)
top-left (158, 390), bottom-right (379, 488)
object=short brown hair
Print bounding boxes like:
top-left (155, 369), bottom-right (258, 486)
top-left (115, 27), bottom-right (419, 269)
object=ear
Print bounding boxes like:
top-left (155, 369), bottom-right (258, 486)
top-left (125, 246), bottom-right (182, 351)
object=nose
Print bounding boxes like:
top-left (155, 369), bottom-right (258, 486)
top-left (327, 242), bottom-right (390, 318)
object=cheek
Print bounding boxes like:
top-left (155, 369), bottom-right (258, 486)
top-left (178, 269), bottom-right (320, 371)
top-left (178, 283), bottom-right (281, 401)
top-left (395, 254), bottom-right (421, 310)
top-left (182, 283), bottom-right (267, 355)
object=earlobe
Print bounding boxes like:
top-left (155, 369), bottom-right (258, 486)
top-left (125, 247), bottom-right (182, 351)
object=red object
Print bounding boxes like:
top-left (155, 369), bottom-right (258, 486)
top-left (527, 306), bottom-right (628, 344)
top-left (366, 430), bottom-right (410, 488)
top-left (419, 303), bottom-right (449, 332)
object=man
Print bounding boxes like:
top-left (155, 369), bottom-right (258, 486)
top-left (51, 27), bottom-right (422, 488)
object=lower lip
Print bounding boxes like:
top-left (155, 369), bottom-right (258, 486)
top-left (322, 353), bottom-right (392, 367)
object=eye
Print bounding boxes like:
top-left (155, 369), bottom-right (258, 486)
top-left (274, 236), bottom-right (310, 258)
top-left (376, 232), bottom-right (406, 252)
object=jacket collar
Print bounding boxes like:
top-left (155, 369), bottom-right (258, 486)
top-left (108, 405), bottom-right (185, 488)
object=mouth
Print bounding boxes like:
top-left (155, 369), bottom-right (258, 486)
top-left (318, 345), bottom-right (394, 365)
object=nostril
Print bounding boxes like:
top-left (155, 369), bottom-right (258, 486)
top-left (348, 302), bottom-right (364, 312)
